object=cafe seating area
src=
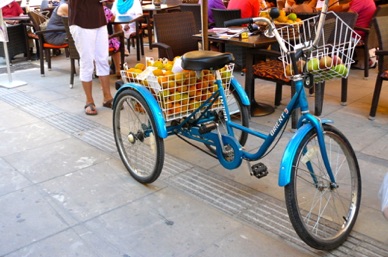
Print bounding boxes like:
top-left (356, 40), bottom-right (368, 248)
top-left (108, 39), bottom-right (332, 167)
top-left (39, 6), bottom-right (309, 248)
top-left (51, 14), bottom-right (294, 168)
top-left (2, 27), bottom-right (388, 255)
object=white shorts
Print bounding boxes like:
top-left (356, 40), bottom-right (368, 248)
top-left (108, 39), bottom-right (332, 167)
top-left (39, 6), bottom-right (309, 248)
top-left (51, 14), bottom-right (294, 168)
top-left (70, 25), bottom-right (110, 82)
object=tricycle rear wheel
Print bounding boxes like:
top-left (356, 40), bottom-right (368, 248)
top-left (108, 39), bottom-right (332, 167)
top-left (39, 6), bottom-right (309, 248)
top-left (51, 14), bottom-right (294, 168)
top-left (113, 89), bottom-right (165, 184)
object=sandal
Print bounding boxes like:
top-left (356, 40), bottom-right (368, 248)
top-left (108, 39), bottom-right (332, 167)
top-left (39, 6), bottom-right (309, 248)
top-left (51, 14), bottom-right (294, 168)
top-left (85, 103), bottom-right (97, 115)
top-left (103, 99), bottom-right (114, 109)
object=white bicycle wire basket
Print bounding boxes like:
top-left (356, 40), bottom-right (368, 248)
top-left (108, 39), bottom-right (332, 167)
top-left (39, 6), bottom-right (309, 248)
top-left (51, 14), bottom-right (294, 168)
top-left (277, 11), bottom-right (361, 83)
top-left (121, 64), bottom-right (235, 121)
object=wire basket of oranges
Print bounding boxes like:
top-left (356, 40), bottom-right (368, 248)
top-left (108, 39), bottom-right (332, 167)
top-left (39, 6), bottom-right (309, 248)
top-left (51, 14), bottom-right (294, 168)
top-left (121, 58), bottom-right (234, 121)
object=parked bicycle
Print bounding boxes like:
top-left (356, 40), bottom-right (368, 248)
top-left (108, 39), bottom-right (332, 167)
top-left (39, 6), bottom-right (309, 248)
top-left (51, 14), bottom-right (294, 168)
top-left (112, 0), bottom-right (361, 250)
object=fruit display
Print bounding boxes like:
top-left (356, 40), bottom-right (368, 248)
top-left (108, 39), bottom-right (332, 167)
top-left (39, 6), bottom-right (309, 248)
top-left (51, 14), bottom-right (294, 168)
top-left (123, 58), bottom-right (234, 121)
top-left (274, 10), bottom-right (302, 24)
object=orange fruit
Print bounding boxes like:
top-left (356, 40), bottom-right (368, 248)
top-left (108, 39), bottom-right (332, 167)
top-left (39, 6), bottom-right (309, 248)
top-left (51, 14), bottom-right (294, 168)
top-left (153, 69), bottom-right (164, 76)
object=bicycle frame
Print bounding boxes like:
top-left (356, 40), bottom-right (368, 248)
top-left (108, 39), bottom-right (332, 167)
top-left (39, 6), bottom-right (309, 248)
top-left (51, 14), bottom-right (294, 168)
top-left (126, 67), bottom-right (334, 187)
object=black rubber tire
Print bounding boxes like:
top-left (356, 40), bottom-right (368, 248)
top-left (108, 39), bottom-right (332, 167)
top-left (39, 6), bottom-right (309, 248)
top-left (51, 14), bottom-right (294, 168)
top-left (285, 124), bottom-right (361, 250)
top-left (113, 89), bottom-right (165, 184)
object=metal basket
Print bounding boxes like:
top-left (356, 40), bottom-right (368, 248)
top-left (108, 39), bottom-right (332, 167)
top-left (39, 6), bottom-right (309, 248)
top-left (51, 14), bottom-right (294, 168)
top-left (277, 11), bottom-right (361, 83)
top-left (121, 64), bottom-right (234, 121)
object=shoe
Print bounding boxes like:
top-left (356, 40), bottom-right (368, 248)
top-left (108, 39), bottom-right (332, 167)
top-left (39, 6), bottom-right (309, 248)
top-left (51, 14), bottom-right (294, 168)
top-left (369, 59), bottom-right (377, 69)
top-left (85, 103), bottom-right (97, 115)
top-left (103, 99), bottom-right (114, 109)
top-left (28, 32), bottom-right (39, 39)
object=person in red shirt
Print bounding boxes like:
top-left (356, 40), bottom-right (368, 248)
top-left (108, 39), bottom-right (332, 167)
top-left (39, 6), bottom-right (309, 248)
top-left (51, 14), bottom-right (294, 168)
top-left (2, 1), bottom-right (24, 24)
top-left (2, 1), bottom-right (23, 17)
top-left (227, 0), bottom-right (260, 19)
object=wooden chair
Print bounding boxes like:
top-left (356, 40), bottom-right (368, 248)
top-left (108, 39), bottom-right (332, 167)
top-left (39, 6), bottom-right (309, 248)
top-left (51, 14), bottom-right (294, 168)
top-left (179, 4), bottom-right (201, 33)
top-left (369, 15), bottom-right (388, 120)
top-left (141, 12), bottom-right (153, 50)
top-left (28, 10), bottom-right (69, 76)
top-left (126, 19), bottom-right (145, 61)
top-left (251, 12), bottom-right (358, 127)
top-left (62, 17), bottom-right (80, 88)
top-left (62, 17), bottom-right (125, 88)
top-left (152, 11), bottom-right (198, 60)
top-left (354, 4), bottom-right (388, 79)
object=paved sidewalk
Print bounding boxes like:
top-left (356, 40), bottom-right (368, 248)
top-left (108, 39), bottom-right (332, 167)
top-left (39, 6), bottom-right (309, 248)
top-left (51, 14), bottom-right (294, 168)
top-left (1, 51), bottom-right (388, 256)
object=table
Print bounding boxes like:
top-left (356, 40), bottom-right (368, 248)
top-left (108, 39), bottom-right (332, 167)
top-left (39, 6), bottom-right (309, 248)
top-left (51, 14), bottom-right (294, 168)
top-left (194, 32), bottom-right (278, 116)
top-left (111, 14), bottom-right (144, 61)
top-left (3, 15), bottom-right (31, 61)
top-left (3, 15), bottom-right (30, 23)
top-left (141, 4), bottom-right (180, 13)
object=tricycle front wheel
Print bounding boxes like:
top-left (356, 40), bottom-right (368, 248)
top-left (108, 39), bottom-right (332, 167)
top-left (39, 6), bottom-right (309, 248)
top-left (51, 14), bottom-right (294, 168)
top-left (285, 124), bottom-right (361, 250)
top-left (113, 89), bottom-right (165, 184)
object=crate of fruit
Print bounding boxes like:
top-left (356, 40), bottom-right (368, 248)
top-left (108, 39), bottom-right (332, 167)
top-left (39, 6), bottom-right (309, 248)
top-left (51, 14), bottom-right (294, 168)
top-left (121, 58), bottom-right (234, 121)
top-left (278, 11), bottom-right (361, 83)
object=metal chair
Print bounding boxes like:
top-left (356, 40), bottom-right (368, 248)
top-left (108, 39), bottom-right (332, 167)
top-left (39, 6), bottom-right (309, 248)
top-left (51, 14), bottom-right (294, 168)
top-left (369, 15), bottom-right (388, 120)
top-left (152, 11), bottom-right (198, 60)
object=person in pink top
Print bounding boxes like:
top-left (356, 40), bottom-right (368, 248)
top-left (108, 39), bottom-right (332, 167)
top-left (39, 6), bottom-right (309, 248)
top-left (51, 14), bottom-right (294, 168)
top-left (227, 0), bottom-right (260, 19)
top-left (331, 0), bottom-right (377, 69)
top-left (331, 0), bottom-right (376, 41)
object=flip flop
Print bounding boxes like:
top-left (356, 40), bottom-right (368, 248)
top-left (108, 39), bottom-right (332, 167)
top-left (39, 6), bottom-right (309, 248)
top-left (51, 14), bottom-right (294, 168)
top-left (85, 103), bottom-right (97, 115)
top-left (103, 99), bottom-right (114, 109)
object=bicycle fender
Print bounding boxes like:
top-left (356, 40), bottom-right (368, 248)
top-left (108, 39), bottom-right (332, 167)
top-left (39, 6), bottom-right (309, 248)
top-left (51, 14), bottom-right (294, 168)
top-left (230, 78), bottom-right (250, 106)
top-left (278, 119), bottom-right (332, 187)
top-left (114, 83), bottom-right (168, 139)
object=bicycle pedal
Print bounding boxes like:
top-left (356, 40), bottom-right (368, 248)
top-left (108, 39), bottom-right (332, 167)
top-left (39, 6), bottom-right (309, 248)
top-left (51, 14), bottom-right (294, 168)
top-left (250, 162), bottom-right (268, 179)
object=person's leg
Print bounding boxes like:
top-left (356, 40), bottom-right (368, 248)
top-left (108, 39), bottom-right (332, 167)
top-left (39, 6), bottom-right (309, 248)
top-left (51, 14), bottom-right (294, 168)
top-left (99, 75), bottom-right (113, 107)
top-left (70, 25), bottom-right (97, 114)
top-left (94, 26), bottom-right (113, 106)
top-left (83, 81), bottom-right (97, 115)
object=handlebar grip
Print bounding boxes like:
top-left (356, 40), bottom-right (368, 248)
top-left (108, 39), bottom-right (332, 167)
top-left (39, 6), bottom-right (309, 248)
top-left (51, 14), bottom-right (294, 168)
top-left (224, 18), bottom-right (253, 27)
